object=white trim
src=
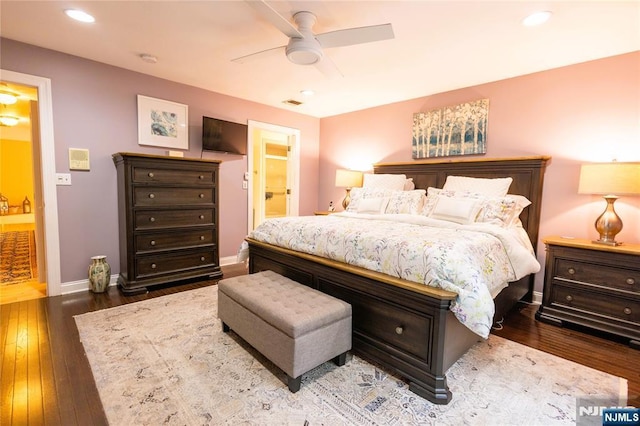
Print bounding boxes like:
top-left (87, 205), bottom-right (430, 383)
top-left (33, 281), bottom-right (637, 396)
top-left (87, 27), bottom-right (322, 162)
top-left (220, 255), bottom-right (240, 266)
top-left (1, 69), bottom-right (61, 296)
top-left (532, 290), bottom-right (542, 305)
top-left (61, 275), bottom-right (118, 295)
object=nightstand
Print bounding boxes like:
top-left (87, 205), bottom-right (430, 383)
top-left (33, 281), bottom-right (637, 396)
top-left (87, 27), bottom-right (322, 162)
top-left (536, 236), bottom-right (640, 349)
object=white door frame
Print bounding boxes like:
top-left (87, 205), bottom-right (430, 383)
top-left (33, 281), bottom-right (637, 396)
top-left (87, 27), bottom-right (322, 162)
top-left (1, 69), bottom-right (61, 296)
top-left (247, 120), bottom-right (300, 234)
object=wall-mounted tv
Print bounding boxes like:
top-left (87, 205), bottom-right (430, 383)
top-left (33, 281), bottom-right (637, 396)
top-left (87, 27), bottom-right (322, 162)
top-left (202, 116), bottom-right (248, 155)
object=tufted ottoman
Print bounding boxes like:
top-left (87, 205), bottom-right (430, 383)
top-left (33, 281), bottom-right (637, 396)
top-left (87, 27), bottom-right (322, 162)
top-left (217, 270), bottom-right (352, 392)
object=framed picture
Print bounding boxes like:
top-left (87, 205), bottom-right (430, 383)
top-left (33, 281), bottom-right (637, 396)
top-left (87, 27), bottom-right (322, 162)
top-left (137, 95), bottom-right (189, 150)
top-left (412, 98), bottom-right (488, 159)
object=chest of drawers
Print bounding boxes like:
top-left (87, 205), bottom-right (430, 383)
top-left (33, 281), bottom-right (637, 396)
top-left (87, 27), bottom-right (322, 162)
top-left (536, 236), bottom-right (640, 348)
top-left (113, 152), bottom-right (222, 293)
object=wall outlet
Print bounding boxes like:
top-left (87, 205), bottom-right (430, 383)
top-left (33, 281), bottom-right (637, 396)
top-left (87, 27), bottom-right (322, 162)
top-left (242, 181), bottom-right (248, 190)
top-left (56, 173), bottom-right (72, 186)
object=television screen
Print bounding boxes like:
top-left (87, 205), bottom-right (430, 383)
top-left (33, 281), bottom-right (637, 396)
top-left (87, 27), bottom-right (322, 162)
top-left (202, 116), bottom-right (248, 155)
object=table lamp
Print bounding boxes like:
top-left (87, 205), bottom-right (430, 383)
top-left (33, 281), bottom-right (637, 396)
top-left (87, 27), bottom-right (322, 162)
top-left (578, 161), bottom-right (640, 246)
top-left (335, 169), bottom-right (363, 209)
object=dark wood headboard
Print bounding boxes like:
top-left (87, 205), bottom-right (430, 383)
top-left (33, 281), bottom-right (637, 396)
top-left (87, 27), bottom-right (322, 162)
top-left (374, 156), bottom-right (551, 252)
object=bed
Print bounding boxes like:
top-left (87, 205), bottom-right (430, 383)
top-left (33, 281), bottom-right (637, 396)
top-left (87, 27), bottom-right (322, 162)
top-left (246, 156), bottom-right (550, 404)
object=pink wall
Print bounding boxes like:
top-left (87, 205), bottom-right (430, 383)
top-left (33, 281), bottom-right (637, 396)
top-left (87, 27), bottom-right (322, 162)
top-left (319, 52), bottom-right (640, 293)
top-left (1, 38), bottom-right (320, 283)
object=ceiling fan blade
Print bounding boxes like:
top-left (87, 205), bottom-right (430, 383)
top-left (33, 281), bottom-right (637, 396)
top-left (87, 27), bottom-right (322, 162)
top-left (316, 23), bottom-right (394, 49)
top-left (314, 55), bottom-right (343, 79)
top-left (246, 0), bottom-right (303, 39)
top-left (231, 45), bottom-right (285, 64)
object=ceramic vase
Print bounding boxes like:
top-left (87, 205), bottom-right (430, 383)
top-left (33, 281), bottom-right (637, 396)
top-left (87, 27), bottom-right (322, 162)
top-left (88, 255), bottom-right (111, 293)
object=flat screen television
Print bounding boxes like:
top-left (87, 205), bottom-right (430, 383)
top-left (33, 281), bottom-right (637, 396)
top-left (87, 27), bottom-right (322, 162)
top-left (202, 116), bottom-right (248, 155)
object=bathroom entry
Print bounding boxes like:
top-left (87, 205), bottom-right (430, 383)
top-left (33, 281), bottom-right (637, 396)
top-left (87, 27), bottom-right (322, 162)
top-left (247, 120), bottom-right (300, 232)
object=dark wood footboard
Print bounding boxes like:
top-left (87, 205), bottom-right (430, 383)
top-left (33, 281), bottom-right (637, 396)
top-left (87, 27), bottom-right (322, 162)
top-left (248, 239), bottom-right (481, 404)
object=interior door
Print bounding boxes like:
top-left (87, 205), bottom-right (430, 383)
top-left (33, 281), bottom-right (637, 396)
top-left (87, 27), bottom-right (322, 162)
top-left (264, 141), bottom-right (289, 220)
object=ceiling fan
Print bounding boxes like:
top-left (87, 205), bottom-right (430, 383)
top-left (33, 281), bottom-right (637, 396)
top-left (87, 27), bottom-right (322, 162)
top-left (233, 0), bottom-right (395, 78)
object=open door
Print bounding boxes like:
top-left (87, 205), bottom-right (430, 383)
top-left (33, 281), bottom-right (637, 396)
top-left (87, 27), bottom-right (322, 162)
top-left (247, 121), bottom-right (300, 232)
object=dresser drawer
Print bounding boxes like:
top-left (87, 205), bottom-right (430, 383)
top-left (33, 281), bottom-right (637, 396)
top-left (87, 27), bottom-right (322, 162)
top-left (135, 228), bottom-right (216, 253)
top-left (133, 187), bottom-right (214, 206)
top-left (554, 258), bottom-right (640, 292)
top-left (550, 282), bottom-right (640, 323)
top-left (135, 209), bottom-right (214, 230)
top-left (136, 250), bottom-right (216, 278)
top-left (133, 167), bottom-right (215, 185)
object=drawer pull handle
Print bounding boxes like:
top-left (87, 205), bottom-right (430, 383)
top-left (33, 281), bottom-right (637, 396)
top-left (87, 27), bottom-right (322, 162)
top-left (567, 268), bottom-right (576, 275)
top-left (200, 236), bottom-right (205, 240)
top-left (199, 175), bottom-right (204, 180)
top-left (200, 256), bottom-right (206, 261)
top-left (395, 326), bottom-right (404, 335)
top-left (565, 295), bottom-right (573, 302)
top-left (149, 217), bottom-right (155, 223)
top-left (149, 193), bottom-right (155, 199)
top-left (148, 172), bottom-right (154, 178)
top-left (627, 278), bottom-right (635, 285)
top-left (199, 215), bottom-right (205, 220)
top-left (199, 193), bottom-right (205, 198)
top-left (624, 307), bottom-right (632, 315)
top-left (151, 263), bottom-right (157, 269)
top-left (150, 240), bottom-right (156, 246)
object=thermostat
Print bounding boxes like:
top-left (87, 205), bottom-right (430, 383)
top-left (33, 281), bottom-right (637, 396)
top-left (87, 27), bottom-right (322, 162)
top-left (69, 148), bottom-right (90, 171)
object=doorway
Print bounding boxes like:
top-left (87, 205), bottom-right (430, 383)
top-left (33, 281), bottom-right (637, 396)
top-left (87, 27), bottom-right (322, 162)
top-left (0, 69), bottom-right (61, 302)
top-left (247, 120), bottom-right (300, 232)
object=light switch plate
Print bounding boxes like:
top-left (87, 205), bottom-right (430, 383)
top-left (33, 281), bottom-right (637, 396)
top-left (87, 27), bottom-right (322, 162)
top-left (69, 148), bottom-right (90, 170)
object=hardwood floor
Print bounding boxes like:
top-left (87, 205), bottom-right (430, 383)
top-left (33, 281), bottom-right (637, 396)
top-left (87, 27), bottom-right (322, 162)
top-left (1, 264), bottom-right (637, 425)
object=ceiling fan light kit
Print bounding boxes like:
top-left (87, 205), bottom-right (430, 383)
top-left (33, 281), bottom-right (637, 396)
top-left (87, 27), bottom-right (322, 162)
top-left (239, 1), bottom-right (394, 77)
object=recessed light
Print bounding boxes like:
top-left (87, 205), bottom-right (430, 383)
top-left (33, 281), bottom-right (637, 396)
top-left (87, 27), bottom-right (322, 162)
top-left (522, 11), bottom-right (552, 27)
top-left (300, 89), bottom-right (315, 96)
top-left (64, 9), bottom-right (96, 23)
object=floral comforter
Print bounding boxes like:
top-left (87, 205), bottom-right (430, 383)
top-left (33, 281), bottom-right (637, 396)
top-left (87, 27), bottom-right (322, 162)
top-left (248, 212), bottom-right (540, 338)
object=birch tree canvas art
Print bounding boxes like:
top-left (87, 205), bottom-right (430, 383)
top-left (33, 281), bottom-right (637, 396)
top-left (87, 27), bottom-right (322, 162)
top-left (412, 99), bottom-right (488, 159)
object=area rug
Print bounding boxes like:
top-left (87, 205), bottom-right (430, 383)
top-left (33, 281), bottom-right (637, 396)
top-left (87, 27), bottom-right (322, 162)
top-left (0, 230), bottom-right (36, 285)
top-left (74, 286), bottom-right (627, 425)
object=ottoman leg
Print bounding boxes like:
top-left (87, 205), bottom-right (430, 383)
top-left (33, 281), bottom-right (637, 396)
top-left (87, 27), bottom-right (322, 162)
top-left (222, 322), bottom-right (230, 333)
top-left (333, 351), bottom-right (347, 366)
top-left (288, 375), bottom-right (302, 393)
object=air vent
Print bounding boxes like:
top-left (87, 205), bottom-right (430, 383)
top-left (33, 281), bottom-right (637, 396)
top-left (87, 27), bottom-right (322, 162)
top-left (283, 99), bottom-right (303, 106)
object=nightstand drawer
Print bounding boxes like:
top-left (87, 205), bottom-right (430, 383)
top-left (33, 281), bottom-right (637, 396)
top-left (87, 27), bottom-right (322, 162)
top-left (551, 282), bottom-right (640, 323)
top-left (554, 258), bottom-right (640, 292)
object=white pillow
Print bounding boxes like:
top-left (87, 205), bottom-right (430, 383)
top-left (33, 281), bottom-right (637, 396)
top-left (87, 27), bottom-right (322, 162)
top-left (403, 178), bottom-right (415, 191)
top-left (362, 173), bottom-right (407, 191)
top-left (430, 196), bottom-right (482, 224)
top-left (357, 197), bottom-right (390, 214)
top-left (443, 176), bottom-right (513, 197)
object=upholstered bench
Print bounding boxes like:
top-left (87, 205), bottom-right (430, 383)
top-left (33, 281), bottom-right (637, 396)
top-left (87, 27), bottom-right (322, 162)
top-left (217, 270), bottom-right (352, 392)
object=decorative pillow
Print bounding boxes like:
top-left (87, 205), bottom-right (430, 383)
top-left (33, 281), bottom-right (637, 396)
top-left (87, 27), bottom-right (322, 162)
top-left (346, 187), bottom-right (395, 212)
top-left (362, 173), bottom-right (407, 191)
top-left (385, 190), bottom-right (426, 215)
top-left (357, 197), bottom-right (390, 214)
top-left (430, 196), bottom-right (482, 225)
top-left (422, 187), bottom-right (531, 227)
top-left (443, 176), bottom-right (513, 197)
top-left (476, 194), bottom-right (531, 227)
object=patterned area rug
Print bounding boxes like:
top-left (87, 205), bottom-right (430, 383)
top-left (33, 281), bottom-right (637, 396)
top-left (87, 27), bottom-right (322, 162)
top-left (0, 231), bottom-right (36, 285)
top-left (74, 286), bottom-right (627, 425)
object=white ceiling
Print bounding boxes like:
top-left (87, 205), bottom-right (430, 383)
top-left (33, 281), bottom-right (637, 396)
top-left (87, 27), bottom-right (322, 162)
top-left (1, 1), bottom-right (638, 118)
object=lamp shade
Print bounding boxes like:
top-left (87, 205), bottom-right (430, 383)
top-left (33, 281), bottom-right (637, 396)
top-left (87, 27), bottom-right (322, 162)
top-left (578, 162), bottom-right (640, 195)
top-left (335, 169), bottom-right (363, 188)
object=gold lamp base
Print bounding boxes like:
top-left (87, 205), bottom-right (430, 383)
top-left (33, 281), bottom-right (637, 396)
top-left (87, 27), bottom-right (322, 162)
top-left (341, 188), bottom-right (353, 210)
top-left (592, 195), bottom-right (623, 246)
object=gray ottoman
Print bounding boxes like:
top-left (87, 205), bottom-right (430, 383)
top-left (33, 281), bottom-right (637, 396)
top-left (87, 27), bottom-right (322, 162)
top-left (217, 270), bottom-right (352, 392)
